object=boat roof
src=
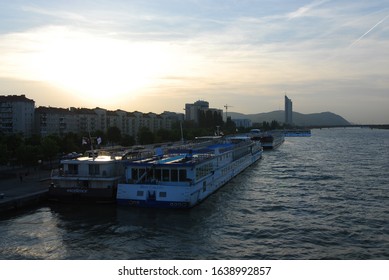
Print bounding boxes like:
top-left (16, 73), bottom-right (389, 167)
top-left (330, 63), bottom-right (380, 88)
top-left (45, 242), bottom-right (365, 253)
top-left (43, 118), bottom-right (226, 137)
top-left (125, 137), bottom-right (249, 168)
top-left (61, 155), bottom-right (123, 164)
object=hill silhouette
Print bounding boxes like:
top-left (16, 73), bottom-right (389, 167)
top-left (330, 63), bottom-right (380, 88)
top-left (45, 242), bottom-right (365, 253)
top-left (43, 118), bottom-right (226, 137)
top-left (229, 110), bottom-right (351, 126)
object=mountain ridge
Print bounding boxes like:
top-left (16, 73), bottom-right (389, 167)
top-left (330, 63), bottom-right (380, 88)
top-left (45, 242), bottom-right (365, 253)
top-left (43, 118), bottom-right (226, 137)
top-left (229, 110), bottom-right (351, 126)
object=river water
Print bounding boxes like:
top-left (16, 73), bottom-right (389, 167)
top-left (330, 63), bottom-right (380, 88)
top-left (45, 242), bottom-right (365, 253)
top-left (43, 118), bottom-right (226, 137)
top-left (1, 128), bottom-right (388, 259)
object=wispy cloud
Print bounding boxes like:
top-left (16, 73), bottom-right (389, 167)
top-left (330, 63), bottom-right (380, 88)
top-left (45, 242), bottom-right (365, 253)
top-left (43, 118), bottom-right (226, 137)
top-left (287, 0), bottom-right (330, 19)
top-left (21, 6), bottom-right (88, 22)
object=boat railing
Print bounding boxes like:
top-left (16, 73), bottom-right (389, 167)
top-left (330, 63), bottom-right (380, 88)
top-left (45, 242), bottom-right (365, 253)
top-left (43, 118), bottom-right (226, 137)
top-left (193, 153), bottom-right (214, 162)
top-left (51, 168), bottom-right (122, 179)
top-left (126, 178), bottom-right (193, 187)
top-left (122, 149), bottom-right (155, 161)
top-left (167, 140), bottom-right (214, 154)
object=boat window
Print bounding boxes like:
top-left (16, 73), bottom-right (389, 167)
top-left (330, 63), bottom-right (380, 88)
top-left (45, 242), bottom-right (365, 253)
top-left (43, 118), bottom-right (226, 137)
top-left (89, 164), bottom-right (100, 175)
top-left (159, 192), bottom-right (167, 198)
top-left (68, 164), bottom-right (78, 175)
top-left (148, 168), bottom-right (155, 180)
top-left (137, 168), bottom-right (146, 182)
top-left (171, 169), bottom-right (178, 182)
top-left (179, 169), bottom-right (187, 182)
top-left (155, 169), bottom-right (161, 181)
top-left (139, 168), bottom-right (146, 178)
top-left (137, 191), bottom-right (144, 197)
top-left (162, 169), bottom-right (169, 181)
top-left (132, 168), bottom-right (138, 180)
top-left (196, 162), bottom-right (213, 180)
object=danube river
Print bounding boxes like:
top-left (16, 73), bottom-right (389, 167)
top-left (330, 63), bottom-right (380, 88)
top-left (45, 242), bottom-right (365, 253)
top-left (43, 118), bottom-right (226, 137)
top-left (1, 128), bottom-right (388, 259)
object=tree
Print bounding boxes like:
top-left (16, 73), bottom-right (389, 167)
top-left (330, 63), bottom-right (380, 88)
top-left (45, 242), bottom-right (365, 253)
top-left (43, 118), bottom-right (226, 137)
top-left (261, 121), bottom-right (270, 131)
top-left (5, 134), bottom-right (23, 155)
top-left (25, 134), bottom-right (42, 146)
top-left (121, 134), bottom-right (135, 146)
top-left (138, 127), bottom-right (155, 145)
top-left (106, 126), bottom-right (121, 145)
top-left (271, 120), bottom-right (280, 130)
top-left (0, 143), bottom-right (10, 165)
top-left (41, 137), bottom-right (60, 166)
top-left (214, 111), bottom-right (223, 127)
top-left (155, 129), bottom-right (172, 143)
top-left (15, 144), bottom-right (41, 167)
top-left (223, 116), bottom-right (236, 134)
top-left (61, 132), bottom-right (80, 153)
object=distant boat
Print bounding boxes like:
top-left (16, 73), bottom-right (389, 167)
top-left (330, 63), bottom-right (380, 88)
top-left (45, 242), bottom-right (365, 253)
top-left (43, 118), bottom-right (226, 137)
top-left (284, 129), bottom-right (311, 137)
top-left (250, 129), bottom-right (285, 150)
top-left (117, 136), bottom-right (263, 208)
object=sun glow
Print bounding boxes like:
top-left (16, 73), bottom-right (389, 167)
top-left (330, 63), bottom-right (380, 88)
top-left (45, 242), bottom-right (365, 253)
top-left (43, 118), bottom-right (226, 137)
top-left (4, 26), bottom-right (180, 106)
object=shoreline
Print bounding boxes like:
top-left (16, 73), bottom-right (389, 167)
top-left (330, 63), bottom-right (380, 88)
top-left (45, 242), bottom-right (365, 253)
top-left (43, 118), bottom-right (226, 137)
top-left (0, 169), bottom-right (51, 214)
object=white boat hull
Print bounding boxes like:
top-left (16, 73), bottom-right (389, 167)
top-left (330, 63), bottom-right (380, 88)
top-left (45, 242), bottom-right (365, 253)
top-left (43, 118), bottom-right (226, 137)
top-left (117, 150), bottom-right (261, 208)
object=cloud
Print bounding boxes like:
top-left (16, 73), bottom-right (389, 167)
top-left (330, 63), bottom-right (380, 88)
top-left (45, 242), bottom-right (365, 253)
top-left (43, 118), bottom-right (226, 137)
top-left (1, 0), bottom-right (388, 122)
top-left (287, 0), bottom-right (330, 19)
top-left (21, 5), bottom-right (88, 22)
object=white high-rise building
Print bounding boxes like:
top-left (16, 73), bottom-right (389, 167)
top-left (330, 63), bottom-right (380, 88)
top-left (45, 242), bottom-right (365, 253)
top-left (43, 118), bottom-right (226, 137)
top-left (284, 95), bottom-right (293, 125)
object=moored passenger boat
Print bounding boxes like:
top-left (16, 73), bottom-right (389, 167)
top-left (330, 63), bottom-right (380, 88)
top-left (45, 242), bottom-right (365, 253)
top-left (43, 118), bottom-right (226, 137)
top-left (250, 129), bottom-right (285, 150)
top-left (284, 129), bottom-right (311, 137)
top-left (49, 148), bottom-right (152, 203)
top-left (116, 136), bottom-right (262, 208)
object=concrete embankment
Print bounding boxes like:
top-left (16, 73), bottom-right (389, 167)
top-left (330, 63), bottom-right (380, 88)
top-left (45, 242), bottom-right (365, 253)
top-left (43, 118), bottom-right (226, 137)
top-left (0, 170), bottom-right (51, 214)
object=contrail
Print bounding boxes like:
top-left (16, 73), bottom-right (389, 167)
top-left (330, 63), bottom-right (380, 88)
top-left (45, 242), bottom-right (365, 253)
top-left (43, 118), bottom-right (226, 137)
top-left (288, 0), bottom-right (330, 19)
top-left (349, 14), bottom-right (389, 47)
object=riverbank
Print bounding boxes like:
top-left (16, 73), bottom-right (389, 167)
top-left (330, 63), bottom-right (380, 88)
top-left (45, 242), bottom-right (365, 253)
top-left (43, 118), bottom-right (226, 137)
top-left (0, 169), bottom-right (51, 214)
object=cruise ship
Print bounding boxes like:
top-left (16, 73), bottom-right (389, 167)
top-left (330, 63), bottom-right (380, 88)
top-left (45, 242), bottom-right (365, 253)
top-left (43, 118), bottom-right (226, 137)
top-left (117, 136), bottom-right (263, 208)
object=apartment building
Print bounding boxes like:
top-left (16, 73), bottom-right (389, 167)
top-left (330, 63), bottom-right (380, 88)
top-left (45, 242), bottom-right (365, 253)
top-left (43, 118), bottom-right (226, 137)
top-left (35, 106), bottom-right (77, 136)
top-left (2, 94), bottom-right (184, 139)
top-left (185, 100), bottom-right (223, 124)
top-left (35, 106), bottom-right (182, 138)
top-left (0, 95), bottom-right (35, 137)
top-left (232, 118), bottom-right (252, 128)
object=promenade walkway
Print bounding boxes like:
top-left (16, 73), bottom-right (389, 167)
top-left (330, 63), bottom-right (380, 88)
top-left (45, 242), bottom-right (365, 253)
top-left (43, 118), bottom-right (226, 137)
top-left (0, 168), bottom-right (51, 214)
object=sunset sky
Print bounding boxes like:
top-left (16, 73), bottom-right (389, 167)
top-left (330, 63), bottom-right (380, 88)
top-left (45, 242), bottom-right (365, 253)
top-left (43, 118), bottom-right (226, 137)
top-left (0, 0), bottom-right (388, 124)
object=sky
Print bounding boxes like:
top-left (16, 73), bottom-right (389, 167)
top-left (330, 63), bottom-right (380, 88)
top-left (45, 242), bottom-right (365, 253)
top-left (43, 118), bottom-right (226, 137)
top-left (0, 0), bottom-right (388, 124)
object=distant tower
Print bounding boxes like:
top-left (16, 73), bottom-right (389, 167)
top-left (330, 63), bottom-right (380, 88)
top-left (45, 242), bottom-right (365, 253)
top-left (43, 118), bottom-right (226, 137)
top-left (284, 95), bottom-right (293, 125)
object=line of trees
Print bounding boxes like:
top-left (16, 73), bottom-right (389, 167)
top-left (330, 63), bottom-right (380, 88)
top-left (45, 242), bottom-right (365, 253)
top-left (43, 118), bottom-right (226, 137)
top-left (0, 120), bottom-right (227, 168)
top-left (0, 118), bottom-right (284, 169)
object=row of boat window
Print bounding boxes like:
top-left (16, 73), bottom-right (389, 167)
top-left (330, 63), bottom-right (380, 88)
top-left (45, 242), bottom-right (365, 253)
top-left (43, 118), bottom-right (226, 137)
top-left (195, 162), bottom-right (213, 180)
top-left (136, 191), bottom-right (167, 197)
top-left (232, 146), bottom-right (251, 160)
top-left (221, 157), bottom-right (247, 176)
top-left (66, 164), bottom-right (101, 176)
top-left (132, 168), bottom-right (188, 182)
top-left (217, 153), bottom-right (230, 161)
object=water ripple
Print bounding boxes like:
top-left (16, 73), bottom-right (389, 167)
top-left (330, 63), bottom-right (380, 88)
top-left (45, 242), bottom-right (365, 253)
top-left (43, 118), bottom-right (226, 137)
top-left (1, 128), bottom-right (389, 259)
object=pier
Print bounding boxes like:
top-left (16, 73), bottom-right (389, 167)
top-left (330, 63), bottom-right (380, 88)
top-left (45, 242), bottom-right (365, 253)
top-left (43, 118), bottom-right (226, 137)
top-left (0, 169), bottom-right (51, 214)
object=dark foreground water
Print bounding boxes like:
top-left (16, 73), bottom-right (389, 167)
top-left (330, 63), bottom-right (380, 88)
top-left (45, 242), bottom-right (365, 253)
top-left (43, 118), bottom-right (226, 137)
top-left (1, 128), bottom-right (388, 260)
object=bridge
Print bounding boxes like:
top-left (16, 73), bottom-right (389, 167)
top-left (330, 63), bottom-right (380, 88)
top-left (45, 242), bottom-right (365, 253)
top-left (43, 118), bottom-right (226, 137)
top-left (306, 124), bottom-right (389, 130)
